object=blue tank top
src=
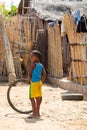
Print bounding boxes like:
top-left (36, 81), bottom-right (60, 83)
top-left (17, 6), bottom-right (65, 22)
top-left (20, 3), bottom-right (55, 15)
top-left (31, 62), bottom-right (43, 82)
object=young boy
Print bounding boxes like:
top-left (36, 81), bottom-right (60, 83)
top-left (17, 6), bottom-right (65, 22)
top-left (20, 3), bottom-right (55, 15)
top-left (26, 50), bottom-right (47, 119)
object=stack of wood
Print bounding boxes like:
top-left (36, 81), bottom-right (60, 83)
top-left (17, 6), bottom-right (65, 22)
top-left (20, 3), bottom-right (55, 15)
top-left (48, 22), bottom-right (63, 78)
top-left (63, 14), bottom-right (87, 85)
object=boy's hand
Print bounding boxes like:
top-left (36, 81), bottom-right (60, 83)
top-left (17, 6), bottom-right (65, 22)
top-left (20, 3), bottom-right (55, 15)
top-left (26, 78), bottom-right (31, 84)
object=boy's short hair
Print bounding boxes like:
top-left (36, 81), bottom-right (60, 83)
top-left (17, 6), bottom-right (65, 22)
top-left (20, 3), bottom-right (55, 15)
top-left (32, 50), bottom-right (41, 60)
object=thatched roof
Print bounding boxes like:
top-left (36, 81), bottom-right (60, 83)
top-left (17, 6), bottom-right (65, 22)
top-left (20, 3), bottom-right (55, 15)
top-left (18, 0), bottom-right (87, 21)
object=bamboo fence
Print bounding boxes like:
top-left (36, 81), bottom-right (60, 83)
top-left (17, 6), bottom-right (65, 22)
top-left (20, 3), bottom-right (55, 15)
top-left (70, 44), bottom-right (87, 85)
top-left (48, 22), bottom-right (63, 78)
top-left (63, 14), bottom-right (87, 85)
top-left (0, 15), bottom-right (33, 79)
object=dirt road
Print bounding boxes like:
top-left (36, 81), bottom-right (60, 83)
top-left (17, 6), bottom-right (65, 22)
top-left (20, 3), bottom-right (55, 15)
top-left (0, 82), bottom-right (87, 130)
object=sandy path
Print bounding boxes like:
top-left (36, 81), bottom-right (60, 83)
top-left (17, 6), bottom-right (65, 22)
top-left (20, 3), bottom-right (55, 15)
top-left (0, 82), bottom-right (87, 130)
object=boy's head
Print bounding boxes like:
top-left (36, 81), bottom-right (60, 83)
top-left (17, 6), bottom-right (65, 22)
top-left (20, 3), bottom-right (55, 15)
top-left (31, 50), bottom-right (41, 62)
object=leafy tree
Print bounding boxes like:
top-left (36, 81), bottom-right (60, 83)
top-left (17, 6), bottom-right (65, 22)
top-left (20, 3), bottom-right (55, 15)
top-left (0, 3), bottom-right (9, 17)
top-left (0, 3), bottom-right (18, 17)
top-left (9, 5), bottom-right (18, 16)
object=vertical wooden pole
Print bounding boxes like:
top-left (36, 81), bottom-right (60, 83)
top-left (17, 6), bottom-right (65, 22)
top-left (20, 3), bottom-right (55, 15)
top-left (0, 15), bottom-right (16, 84)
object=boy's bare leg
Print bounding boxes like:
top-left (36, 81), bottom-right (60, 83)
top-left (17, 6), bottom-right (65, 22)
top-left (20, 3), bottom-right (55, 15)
top-left (36, 97), bottom-right (42, 117)
top-left (30, 98), bottom-right (36, 117)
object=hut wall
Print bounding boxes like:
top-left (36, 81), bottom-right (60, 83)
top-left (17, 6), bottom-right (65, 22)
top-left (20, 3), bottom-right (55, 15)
top-left (6, 15), bottom-right (33, 77)
top-left (62, 14), bottom-right (87, 44)
top-left (0, 15), bottom-right (48, 79)
top-left (70, 44), bottom-right (87, 85)
top-left (48, 22), bottom-right (63, 78)
top-left (63, 14), bottom-right (87, 85)
top-left (6, 15), bottom-right (32, 50)
top-left (0, 15), bottom-right (32, 79)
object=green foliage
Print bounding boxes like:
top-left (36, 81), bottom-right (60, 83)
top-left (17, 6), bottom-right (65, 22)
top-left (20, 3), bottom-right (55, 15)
top-left (0, 3), bottom-right (18, 17)
top-left (0, 4), bottom-right (9, 17)
top-left (9, 5), bottom-right (18, 16)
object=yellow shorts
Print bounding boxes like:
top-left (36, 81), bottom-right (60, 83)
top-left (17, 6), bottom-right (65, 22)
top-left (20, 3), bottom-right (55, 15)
top-left (29, 81), bottom-right (42, 98)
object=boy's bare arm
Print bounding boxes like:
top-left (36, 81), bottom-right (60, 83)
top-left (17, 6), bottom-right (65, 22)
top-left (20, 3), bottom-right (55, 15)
top-left (26, 63), bottom-right (36, 83)
top-left (42, 67), bottom-right (47, 83)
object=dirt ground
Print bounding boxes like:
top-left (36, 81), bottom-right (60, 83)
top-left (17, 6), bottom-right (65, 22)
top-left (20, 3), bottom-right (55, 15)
top-left (0, 82), bottom-right (87, 130)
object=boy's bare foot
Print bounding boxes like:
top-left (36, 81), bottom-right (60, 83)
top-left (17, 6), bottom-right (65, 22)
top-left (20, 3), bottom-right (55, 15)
top-left (26, 114), bottom-right (36, 119)
top-left (36, 114), bottom-right (41, 119)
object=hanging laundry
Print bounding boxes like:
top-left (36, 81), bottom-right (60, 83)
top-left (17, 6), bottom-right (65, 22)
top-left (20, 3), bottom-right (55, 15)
top-left (76, 15), bottom-right (87, 33)
top-left (49, 21), bottom-right (55, 27)
top-left (72, 9), bottom-right (81, 25)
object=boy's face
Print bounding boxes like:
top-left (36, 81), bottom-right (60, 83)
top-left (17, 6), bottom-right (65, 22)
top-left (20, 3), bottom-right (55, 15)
top-left (30, 53), bottom-right (39, 62)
